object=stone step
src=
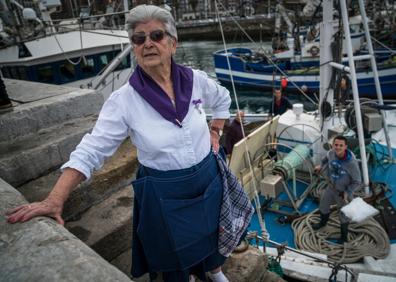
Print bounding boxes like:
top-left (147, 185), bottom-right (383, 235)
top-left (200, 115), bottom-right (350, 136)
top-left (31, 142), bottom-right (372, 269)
top-left (223, 247), bottom-right (269, 281)
top-left (2, 79), bottom-right (103, 142)
top-left (111, 246), bottom-right (280, 282)
top-left (65, 185), bottom-right (134, 262)
top-left (17, 140), bottom-right (138, 221)
top-left (0, 115), bottom-right (98, 186)
top-left (0, 178), bottom-right (132, 282)
top-left (111, 249), bottom-right (150, 281)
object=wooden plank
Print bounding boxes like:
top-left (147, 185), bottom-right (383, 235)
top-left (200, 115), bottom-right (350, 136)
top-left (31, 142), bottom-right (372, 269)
top-left (229, 117), bottom-right (279, 177)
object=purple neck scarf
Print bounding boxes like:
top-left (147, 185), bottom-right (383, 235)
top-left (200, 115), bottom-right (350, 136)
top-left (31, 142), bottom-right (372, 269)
top-left (129, 59), bottom-right (193, 127)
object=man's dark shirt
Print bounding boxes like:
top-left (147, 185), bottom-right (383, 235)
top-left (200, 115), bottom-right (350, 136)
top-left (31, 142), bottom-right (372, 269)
top-left (225, 119), bottom-right (244, 154)
top-left (269, 97), bottom-right (292, 116)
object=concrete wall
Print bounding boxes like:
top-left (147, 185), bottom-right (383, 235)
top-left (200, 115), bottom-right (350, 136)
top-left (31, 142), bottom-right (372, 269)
top-left (0, 178), bottom-right (132, 282)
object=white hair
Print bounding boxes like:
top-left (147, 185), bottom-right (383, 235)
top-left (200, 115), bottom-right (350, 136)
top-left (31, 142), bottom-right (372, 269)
top-left (125, 4), bottom-right (178, 43)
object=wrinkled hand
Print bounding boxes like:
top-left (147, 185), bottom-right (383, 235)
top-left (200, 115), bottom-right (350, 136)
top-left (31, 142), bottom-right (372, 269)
top-left (210, 130), bottom-right (220, 154)
top-left (6, 196), bottom-right (65, 225)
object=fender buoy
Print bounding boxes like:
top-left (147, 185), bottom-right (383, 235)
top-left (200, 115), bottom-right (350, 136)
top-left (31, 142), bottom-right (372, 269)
top-left (309, 45), bottom-right (320, 57)
top-left (281, 77), bottom-right (288, 89)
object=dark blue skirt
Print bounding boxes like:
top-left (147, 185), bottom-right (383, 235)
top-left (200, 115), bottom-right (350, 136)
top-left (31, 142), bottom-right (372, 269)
top-left (131, 152), bottom-right (226, 281)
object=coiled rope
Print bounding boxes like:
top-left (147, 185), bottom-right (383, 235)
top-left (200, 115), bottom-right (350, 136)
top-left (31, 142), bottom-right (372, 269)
top-left (292, 210), bottom-right (390, 264)
top-left (311, 178), bottom-right (390, 202)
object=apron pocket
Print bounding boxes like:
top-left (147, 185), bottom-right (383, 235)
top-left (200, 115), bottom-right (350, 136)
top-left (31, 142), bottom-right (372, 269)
top-left (160, 174), bottom-right (222, 251)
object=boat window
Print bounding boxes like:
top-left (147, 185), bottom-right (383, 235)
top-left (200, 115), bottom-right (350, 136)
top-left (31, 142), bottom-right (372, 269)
top-left (98, 54), bottom-right (110, 72)
top-left (10, 67), bottom-right (19, 79)
top-left (115, 56), bottom-right (130, 71)
top-left (1, 67), bottom-right (11, 78)
top-left (81, 57), bottom-right (95, 77)
top-left (37, 65), bottom-right (55, 83)
top-left (18, 67), bottom-right (28, 80)
top-left (18, 44), bottom-right (32, 58)
top-left (59, 61), bottom-right (76, 82)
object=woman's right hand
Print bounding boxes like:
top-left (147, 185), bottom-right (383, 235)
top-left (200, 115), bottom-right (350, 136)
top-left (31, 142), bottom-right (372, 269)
top-left (6, 196), bottom-right (65, 225)
top-left (6, 168), bottom-right (85, 226)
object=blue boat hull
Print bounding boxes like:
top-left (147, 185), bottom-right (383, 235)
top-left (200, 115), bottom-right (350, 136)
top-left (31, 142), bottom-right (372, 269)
top-left (214, 48), bottom-right (396, 98)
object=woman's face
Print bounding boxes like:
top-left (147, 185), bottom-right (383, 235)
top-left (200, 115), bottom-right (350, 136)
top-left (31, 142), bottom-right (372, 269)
top-left (132, 20), bottom-right (177, 72)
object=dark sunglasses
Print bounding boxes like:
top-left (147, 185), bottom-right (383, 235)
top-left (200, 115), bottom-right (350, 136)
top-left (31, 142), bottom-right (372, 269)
top-left (131, 30), bottom-right (171, 45)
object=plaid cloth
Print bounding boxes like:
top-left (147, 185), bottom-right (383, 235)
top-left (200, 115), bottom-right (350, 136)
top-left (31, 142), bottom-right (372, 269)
top-left (216, 154), bottom-right (254, 256)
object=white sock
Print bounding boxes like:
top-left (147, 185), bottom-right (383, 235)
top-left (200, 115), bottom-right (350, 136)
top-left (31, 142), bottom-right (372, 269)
top-left (207, 271), bottom-right (229, 282)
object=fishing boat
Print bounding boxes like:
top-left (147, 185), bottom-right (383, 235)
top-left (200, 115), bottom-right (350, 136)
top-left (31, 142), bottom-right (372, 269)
top-left (213, 46), bottom-right (396, 98)
top-left (0, 0), bottom-right (132, 99)
top-left (213, 3), bottom-right (396, 99)
top-left (218, 0), bottom-right (396, 281)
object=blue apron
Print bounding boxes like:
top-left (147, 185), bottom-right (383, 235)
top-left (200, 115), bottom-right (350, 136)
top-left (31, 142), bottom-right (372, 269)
top-left (131, 152), bottom-right (225, 279)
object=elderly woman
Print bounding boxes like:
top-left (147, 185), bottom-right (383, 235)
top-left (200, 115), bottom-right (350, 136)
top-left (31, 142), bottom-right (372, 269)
top-left (6, 4), bottom-right (232, 282)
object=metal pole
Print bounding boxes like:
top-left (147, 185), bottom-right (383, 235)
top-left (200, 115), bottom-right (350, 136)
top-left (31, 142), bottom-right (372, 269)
top-left (253, 234), bottom-right (356, 277)
top-left (358, 0), bottom-right (393, 161)
top-left (340, 0), bottom-right (370, 194)
top-left (319, 0), bottom-right (334, 141)
top-left (93, 44), bottom-right (132, 90)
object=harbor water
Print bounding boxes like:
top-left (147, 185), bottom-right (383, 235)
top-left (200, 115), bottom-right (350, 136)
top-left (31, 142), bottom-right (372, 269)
top-left (175, 40), bottom-right (318, 114)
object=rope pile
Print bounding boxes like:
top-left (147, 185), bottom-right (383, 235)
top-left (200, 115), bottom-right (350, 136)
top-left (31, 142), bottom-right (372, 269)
top-left (310, 177), bottom-right (327, 200)
top-left (311, 179), bottom-right (390, 202)
top-left (292, 210), bottom-right (390, 263)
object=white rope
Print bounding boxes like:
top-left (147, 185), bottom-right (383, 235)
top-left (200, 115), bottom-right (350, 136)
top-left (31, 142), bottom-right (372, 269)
top-left (292, 210), bottom-right (390, 263)
top-left (214, 0), bottom-right (269, 240)
top-left (371, 36), bottom-right (396, 54)
top-left (53, 23), bottom-right (85, 66)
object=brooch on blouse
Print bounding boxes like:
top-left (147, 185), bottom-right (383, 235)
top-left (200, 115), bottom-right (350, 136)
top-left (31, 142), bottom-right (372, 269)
top-left (192, 99), bottom-right (202, 114)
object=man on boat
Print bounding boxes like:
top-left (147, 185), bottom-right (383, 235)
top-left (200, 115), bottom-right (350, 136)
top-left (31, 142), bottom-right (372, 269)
top-left (313, 135), bottom-right (362, 244)
top-left (224, 111), bottom-right (245, 156)
top-left (337, 76), bottom-right (351, 103)
top-left (269, 89), bottom-right (292, 116)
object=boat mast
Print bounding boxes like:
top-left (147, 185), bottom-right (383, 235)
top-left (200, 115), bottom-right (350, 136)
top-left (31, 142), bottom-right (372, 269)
top-left (320, 0), bottom-right (371, 193)
top-left (339, 0), bottom-right (370, 194)
top-left (357, 0), bottom-right (393, 162)
top-left (319, 0), bottom-right (334, 133)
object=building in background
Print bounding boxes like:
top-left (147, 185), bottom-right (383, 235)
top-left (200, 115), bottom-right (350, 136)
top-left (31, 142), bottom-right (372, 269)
top-left (8, 0), bottom-right (289, 23)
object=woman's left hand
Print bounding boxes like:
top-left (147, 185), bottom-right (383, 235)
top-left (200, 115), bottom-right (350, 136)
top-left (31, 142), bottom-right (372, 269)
top-left (209, 119), bottom-right (225, 155)
top-left (210, 130), bottom-right (220, 154)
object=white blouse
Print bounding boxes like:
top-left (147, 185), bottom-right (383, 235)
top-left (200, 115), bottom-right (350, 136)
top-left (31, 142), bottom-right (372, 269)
top-left (61, 69), bottom-right (231, 180)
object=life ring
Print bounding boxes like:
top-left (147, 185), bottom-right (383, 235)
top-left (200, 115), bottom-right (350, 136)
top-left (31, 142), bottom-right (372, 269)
top-left (224, 26), bottom-right (232, 32)
top-left (309, 46), bottom-right (320, 57)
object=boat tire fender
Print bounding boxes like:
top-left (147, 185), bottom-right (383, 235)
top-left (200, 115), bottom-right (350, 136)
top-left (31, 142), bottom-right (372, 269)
top-left (309, 46), bottom-right (320, 57)
top-left (320, 101), bottom-right (332, 118)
